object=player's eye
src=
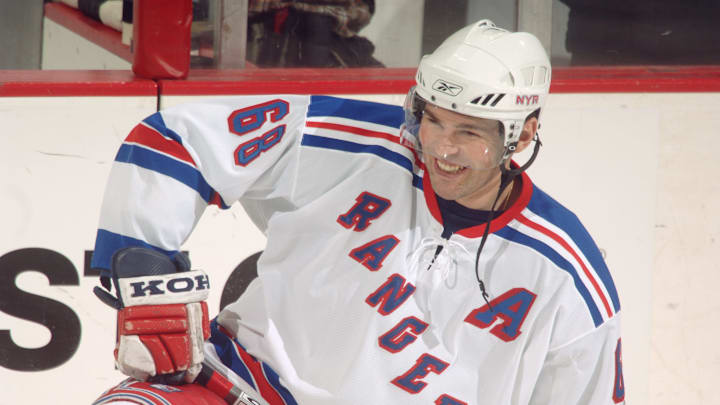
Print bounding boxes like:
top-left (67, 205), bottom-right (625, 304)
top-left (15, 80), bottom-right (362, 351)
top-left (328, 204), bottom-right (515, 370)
top-left (424, 115), bottom-right (442, 127)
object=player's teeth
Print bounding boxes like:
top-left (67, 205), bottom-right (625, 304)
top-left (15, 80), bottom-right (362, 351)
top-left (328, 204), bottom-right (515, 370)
top-left (437, 160), bottom-right (463, 173)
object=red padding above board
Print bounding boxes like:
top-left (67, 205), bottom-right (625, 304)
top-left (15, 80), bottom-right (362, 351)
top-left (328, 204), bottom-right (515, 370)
top-left (132, 0), bottom-right (192, 79)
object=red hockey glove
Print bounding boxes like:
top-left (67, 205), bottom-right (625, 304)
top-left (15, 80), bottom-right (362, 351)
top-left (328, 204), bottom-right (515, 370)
top-left (94, 247), bottom-right (210, 384)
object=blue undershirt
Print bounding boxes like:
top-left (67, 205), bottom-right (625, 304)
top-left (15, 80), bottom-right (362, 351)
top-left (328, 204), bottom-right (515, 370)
top-left (436, 194), bottom-right (503, 239)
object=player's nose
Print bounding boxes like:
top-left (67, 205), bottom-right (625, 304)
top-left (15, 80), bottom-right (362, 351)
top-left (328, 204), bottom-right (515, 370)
top-left (434, 142), bottom-right (461, 159)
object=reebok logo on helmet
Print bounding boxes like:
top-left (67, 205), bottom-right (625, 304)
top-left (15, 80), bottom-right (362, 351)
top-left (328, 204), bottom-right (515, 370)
top-left (432, 79), bottom-right (463, 96)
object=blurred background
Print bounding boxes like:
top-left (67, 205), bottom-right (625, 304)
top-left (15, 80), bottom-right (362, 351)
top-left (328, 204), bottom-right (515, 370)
top-left (4, 0), bottom-right (720, 70)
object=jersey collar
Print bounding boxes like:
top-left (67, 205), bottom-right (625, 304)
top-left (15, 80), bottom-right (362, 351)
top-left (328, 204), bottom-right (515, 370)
top-left (422, 163), bottom-right (534, 238)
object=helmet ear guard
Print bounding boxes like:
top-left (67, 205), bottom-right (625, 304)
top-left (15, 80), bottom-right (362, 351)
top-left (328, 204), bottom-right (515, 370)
top-left (406, 19), bottom-right (551, 166)
top-left (402, 87), bottom-right (425, 137)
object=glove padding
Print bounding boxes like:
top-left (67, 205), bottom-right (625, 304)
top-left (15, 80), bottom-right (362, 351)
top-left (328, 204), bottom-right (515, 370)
top-left (94, 247), bottom-right (210, 384)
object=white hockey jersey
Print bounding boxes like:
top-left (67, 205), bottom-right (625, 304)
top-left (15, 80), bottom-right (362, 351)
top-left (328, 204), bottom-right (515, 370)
top-left (92, 95), bottom-right (625, 405)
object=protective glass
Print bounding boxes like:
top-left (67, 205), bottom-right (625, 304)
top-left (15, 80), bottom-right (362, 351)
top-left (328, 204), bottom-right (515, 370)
top-left (420, 122), bottom-right (505, 170)
top-left (401, 88), bottom-right (506, 170)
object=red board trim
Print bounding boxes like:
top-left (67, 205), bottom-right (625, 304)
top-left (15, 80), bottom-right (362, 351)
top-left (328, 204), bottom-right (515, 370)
top-left (4, 66), bottom-right (719, 97)
top-left (156, 66), bottom-right (720, 95)
top-left (0, 70), bottom-right (156, 97)
top-left (44, 2), bottom-right (132, 62)
top-left (550, 65), bottom-right (720, 93)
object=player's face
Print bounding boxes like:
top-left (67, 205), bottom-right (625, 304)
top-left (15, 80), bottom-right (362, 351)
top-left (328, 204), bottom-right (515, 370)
top-left (419, 104), bottom-right (505, 210)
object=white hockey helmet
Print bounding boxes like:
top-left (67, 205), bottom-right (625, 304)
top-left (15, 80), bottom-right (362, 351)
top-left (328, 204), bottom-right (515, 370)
top-left (404, 19), bottom-right (551, 165)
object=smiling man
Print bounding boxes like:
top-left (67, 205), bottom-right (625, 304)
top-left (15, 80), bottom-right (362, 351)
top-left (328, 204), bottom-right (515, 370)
top-left (91, 20), bottom-right (624, 405)
top-left (418, 103), bottom-right (526, 209)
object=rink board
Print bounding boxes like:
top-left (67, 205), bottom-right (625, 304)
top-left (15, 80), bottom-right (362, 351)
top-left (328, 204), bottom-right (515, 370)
top-left (1, 68), bottom-right (720, 404)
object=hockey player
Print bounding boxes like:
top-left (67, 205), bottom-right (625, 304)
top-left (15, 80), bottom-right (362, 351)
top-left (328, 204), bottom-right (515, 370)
top-left (92, 20), bottom-right (625, 404)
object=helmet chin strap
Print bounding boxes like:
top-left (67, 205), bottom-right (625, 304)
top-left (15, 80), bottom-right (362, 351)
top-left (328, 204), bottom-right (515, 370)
top-left (500, 132), bottom-right (542, 185)
top-left (473, 132), bottom-right (542, 311)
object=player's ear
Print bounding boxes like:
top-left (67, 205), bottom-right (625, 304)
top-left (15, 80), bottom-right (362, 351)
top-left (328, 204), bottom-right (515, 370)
top-left (513, 117), bottom-right (538, 154)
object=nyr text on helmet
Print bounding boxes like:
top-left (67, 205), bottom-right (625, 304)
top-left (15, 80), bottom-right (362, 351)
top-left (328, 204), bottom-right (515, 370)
top-left (516, 95), bottom-right (540, 106)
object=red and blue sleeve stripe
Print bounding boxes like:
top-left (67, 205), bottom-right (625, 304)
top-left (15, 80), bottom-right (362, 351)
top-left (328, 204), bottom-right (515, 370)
top-left (118, 114), bottom-right (229, 209)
